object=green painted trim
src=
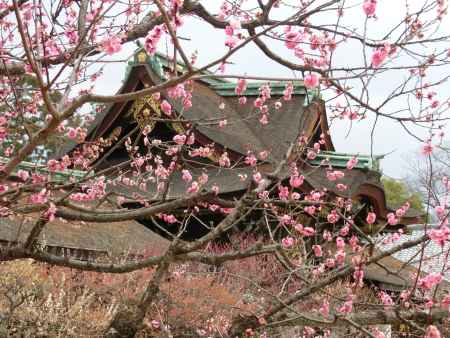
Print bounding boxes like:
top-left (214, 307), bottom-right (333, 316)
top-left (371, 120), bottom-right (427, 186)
top-left (128, 49), bottom-right (313, 97)
top-left (129, 47), bottom-right (229, 86)
top-left (211, 81), bottom-right (307, 96)
top-left (0, 157), bottom-right (91, 182)
top-left (308, 151), bottom-right (383, 171)
top-left (212, 81), bottom-right (305, 90)
top-left (148, 55), bottom-right (165, 79)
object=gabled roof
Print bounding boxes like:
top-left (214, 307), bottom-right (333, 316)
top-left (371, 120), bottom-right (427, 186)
top-left (0, 49), bottom-right (428, 265)
top-left (59, 49), bottom-right (422, 226)
top-left (88, 49), bottom-right (332, 164)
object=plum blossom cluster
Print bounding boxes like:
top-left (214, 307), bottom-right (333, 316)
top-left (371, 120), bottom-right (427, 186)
top-left (70, 176), bottom-right (107, 202)
top-left (224, 17), bottom-right (242, 49)
top-left (281, 25), bottom-right (334, 70)
top-left (144, 25), bottom-right (164, 56)
top-left (253, 83), bottom-right (273, 125)
top-left (362, 0), bottom-right (377, 17)
top-left (371, 44), bottom-right (395, 68)
top-left (167, 82), bottom-right (193, 111)
top-left (66, 127), bottom-right (87, 143)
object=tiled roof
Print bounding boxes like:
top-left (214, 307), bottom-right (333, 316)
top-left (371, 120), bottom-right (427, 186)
top-left (380, 231), bottom-right (450, 280)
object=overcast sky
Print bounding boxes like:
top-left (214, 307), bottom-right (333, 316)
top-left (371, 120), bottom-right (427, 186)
top-left (91, 0), bottom-right (450, 179)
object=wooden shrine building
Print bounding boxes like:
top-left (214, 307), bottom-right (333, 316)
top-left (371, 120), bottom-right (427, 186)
top-left (0, 49), bottom-right (427, 291)
top-left (0, 48), bottom-right (435, 303)
top-left (53, 48), bottom-right (422, 238)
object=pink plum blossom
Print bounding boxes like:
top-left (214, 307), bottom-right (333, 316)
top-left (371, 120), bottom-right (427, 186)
top-left (362, 0), bottom-right (377, 16)
top-left (307, 150), bottom-right (317, 160)
top-left (338, 295), bottom-right (353, 314)
top-left (29, 189), bottom-right (48, 204)
top-left (187, 181), bottom-right (200, 194)
top-left (366, 212), bottom-right (376, 224)
top-left (319, 299), bottom-right (329, 317)
top-left (419, 273), bottom-right (443, 290)
top-left (161, 100), bottom-right (172, 116)
top-left (259, 114), bottom-right (268, 125)
top-left (289, 175), bottom-right (304, 188)
top-left (278, 185), bottom-right (289, 200)
top-left (387, 212), bottom-right (398, 225)
top-left (253, 172), bottom-right (262, 183)
top-left (281, 236), bottom-right (295, 248)
top-left (17, 169), bottom-right (29, 181)
top-left (304, 73), bottom-right (320, 89)
top-left (245, 153), bottom-right (257, 166)
top-left (435, 205), bottom-right (446, 218)
top-left (327, 210), bottom-right (340, 224)
top-left (283, 82), bottom-right (293, 101)
top-left (279, 214), bottom-right (292, 225)
top-left (346, 156), bottom-right (358, 170)
top-left (422, 141), bottom-right (434, 155)
top-left (229, 18), bottom-right (241, 30)
top-left (302, 227), bottom-right (315, 236)
top-left (219, 152), bottom-right (231, 167)
top-left (335, 250), bottom-right (346, 265)
top-left (304, 206), bottom-right (316, 216)
top-left (428, 226), bottom-right (449, 247)
top-left (285, 31), bottom-right (301, 49)
top-left (181, 169), bottom-right (192, 183)
top-left (371, 328), bottom-right (386, 338)
top-left (43, 203), bottom-right (57, 222)
top-left (313, 245), bottom-right (323, 257)
top-left (225, 36), bottom-right (238, 48)
top-left (198, 173), bottom-right (208, 185)
top-left (425, 325), bottom-right (441, 338)
top-left (353, 268), bottom-right (364, 288)
top-left (379, 291), bottom-right (394, 310)
top-left (102, 36), bottom-right (122, 55)
top-left (144, 26), bottom-right (163, 55)
top-left (235, 78), bottom-right (247, 95)
top-left (163, 214), bottom-right (178, 224)
top-left (294, 223), bottom-right (303, 232)
top-left (371, 48), bottom-right (388, 68)
top-left (67, 127), bottom-right (77, 140)
top-left (173, 134), bottom-right (186, 145)
top-left (239, 97), bottom-right (247, 105)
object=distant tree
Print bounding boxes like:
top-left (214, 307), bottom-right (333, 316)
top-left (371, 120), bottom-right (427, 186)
top-left (404, 148), bottom-right (450, 209)
top-left (381, 177), bottom-right (425, 213)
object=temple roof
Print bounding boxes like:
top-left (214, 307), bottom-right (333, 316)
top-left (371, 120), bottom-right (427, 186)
top-left (0, 49), bottom-right (429, 287)
top-left (86, 52), bottom-right (330, 163)
top-left (51, 48), bottom-right (423, 226)
top-left (0, 208), bottom-right (169, 259)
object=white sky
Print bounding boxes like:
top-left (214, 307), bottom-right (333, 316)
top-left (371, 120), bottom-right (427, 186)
top-left (92, 0), bottom-right (450, 179)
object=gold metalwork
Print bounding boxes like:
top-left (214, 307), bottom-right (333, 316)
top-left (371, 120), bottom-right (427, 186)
top-left (171, 122), bottom-right (185, 134)
top-left (207, 149), bottom-right (221, 162)
top-left (127, 95), bottom-right (221, 164)
top-left (108, 126), bottom-right (122, 142)
top-left (137, 51), bottom-right (147, 63)
top-left (128, 95), bottom-right (161, 131)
